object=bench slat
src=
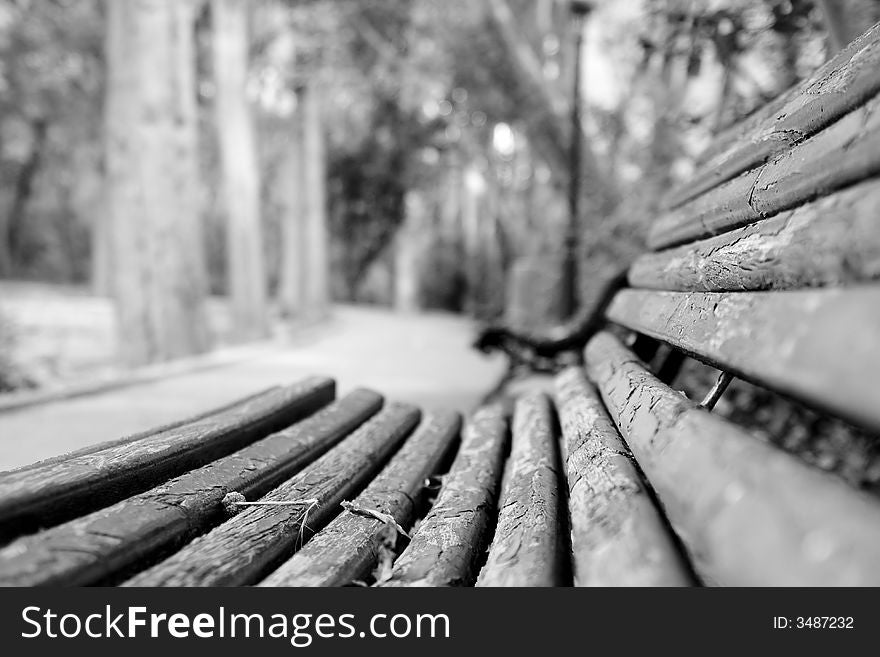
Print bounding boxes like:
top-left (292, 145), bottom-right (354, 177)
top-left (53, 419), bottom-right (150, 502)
top-left (124, 402), bottom-right (420, 586)
top-left (553, 367), bottom-right (693, 586)
top-left (633, 180), bottom-right (880, 292)
top-left (650, 92), bottom-right (880, 250)
top-left (664, 21), bottom-right (880, 209)
top-left (0, 377), bottom-right (335, 542)
top-left (0, 390), bottom-right (383, 586)
top-left (586, 331), bottom-right (880, 586)
top-left (259, 411), bottom-right (461, 587)
top-left (4, 387), bottom-right (277, 474)
top-left (382, 406), bottom-right (508, 587)
top-left (477, 394), bottom-right (565, 587)
top-left (607, 287), bottom-right (880, 431)
top-left (696, 21), bottom-right (880, 168)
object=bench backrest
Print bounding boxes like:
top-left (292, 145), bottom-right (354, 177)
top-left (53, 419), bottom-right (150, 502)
top-left (606, 20), bottom-right (880, 434)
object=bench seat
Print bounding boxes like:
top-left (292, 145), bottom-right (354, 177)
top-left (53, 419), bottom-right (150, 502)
top-left (2, 359), bottom-right (879, 586)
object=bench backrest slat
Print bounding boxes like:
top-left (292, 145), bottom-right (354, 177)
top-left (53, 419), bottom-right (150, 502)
top-left (631, 179), bottom-right (880, 293)
top-left (650, 91), bottom-right (880, 250)
top-left (666, 21), bottom-right (880, 209)
top-left (606, 288), bottom-right (880, 432)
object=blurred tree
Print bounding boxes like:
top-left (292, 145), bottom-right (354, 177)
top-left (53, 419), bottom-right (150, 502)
top-left (1, 0), bottom-right (874, 356)
top-left (276, 83), bottom-right (306, 317)
top-left (104, 0), bottom-right (210, 365)
top-left (0, 0), bottom-right (103, 283)
top-left (296, 81), bottom-right (330, 317)
top-left (212, 0), bottom-right (269, 339)
top-left (278, 81), bottom-right (330, 319)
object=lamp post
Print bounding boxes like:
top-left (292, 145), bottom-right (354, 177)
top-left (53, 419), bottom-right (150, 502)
top-left (563, 0), bottom-right (592, 319)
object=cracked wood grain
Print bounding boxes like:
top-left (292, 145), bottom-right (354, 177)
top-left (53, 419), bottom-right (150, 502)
top-left (585, 331), bottom-right (880, 586)
top-left (476, 393), bottom-right (565, 587)
top-left (0, 377), bottom-right (335, 542)
top-left (650, 91), bottom-right (880, 250)
top-left (632, 179), bottom-right (880, 292)
top-left (667, 21), bottom-right (880, 208)
top-left (259, 411), bottom-right (461, 587)
top-left (606, 287), bottom-right (880, 432)
top-left (0, 390), bottom-right (382, 586)
top-left (5, 387), bottom-right (275, 475)
top-left (123, 402), bottom-right (420, 586)
top-left (552, 367), bottom-right (693, 586)
top-left (381, 405), bottom-right (508, 587)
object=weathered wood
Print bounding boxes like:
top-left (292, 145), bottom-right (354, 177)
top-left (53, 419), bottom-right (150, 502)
top-left (682, 21), bottom-right (880, 188)
top-left (651, 169), bottom-right (762, 251)
top-left (552, 367), bottom-right (693, 587)
top-left (633, 179), bottom-right (880, 292)
top-left (665, 20), bottom-right (880, 209)
top-left (476, 394), bottom-right (565, 587)
top-left (382, 405), bottom-right (508, 587)
top-left (606, 288), bottom-right (880, 431)
top-left (4, 387), bottom-right (275, 473)
top-left (586, 331), bottom-right (880, 586)
top-left (259, 411), bottom-right (461, 587)
top-left (0, 377), bottom-right (334, 542)
top-left (650, 91), bottom-right (880, 250)
top-left (124, 402), bottom-right (420, 586)
top-left (0, 390), bottom-right (382, 586)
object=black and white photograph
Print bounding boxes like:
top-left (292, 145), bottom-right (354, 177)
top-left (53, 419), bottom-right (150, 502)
top-left (0, 0), bottom-right (878, 648)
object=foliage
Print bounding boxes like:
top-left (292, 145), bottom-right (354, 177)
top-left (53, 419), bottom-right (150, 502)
top-left (0, 0), bottom-right (878, 315)
top-left (327, 96), bottom-right (443, 300)
top-left (0, 0), bottom-right (103, 282)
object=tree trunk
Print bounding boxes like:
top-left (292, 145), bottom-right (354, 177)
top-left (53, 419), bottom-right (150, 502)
top-left (278, 81), bottom-right (329, 319)
top-left (299, 82), bottom-right (329, 319)
top-left (461, 168), bottom-right (482, 314)
top-left (173, 0), bottom-right (210, 316)
top-left (278, 91), bottom-right (306, 317)
top-left (212, 0), bottom-right (269, 339)
top-left (394, 191), bottom-right (427, 312)
top-left (104, 0), bottom-right (210, 366)
top-left (91, 209), bottom-right (112, 296)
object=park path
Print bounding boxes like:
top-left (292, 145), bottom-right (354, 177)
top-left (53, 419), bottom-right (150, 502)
top-left (0, 305), bottom-right (505, 471)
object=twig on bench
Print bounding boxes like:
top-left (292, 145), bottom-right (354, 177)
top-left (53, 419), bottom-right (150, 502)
top-left (222, 492), bottom-right (320, 549)
top-left (700, 371), bottom-right (734, 411)
top-left (222, 491), bottom-right (319, 516)
top-left (340, 500), bottom-right (411, 540)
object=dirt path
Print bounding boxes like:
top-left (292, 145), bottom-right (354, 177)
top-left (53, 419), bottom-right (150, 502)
top-left (0, 305), bottom-right (505, 471)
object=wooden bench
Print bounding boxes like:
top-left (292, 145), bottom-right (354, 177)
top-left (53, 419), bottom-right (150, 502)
top-left (2, 23), bottom-right (880, 587)
top-left (476, 20), bottom-right (880, 586)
